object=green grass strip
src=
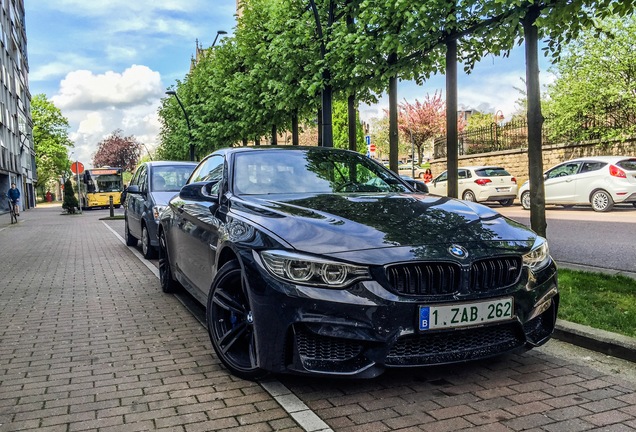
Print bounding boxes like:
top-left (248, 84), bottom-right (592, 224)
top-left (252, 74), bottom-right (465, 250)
top-left (558, 269), bottom-right (636, 338)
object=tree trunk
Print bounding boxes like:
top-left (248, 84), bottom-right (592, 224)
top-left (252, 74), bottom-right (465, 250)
top-left (388, 53), bottom-right (399, 174)
top-left (242, 138), bottom-right (247, 146)
top-left (446, 37), bottom-right (459, 198)
top-left (317, 108), bottom-right (322, 146)
top-left (292, 112), bottom-right (299, 145)
top-left (271, 125), bottom-right (277, 145)
top-left (321, 85), bottom-right (333, 147)
top-left (524, 5), bottom-right (547, 237)
top-left (389, 78), bottom-right (399, 173)
top-left (348, 94), bottom-right (357, 151)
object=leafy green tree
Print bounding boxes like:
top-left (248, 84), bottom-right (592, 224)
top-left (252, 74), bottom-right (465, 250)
top-left (332, 99), bottom-right (366, 152)
top-left (544, 15), bottom-right (636, 141)
top-left (30, 94), bottom-right (73, 196)
top-left (464, 112), bottom-right (496, 131)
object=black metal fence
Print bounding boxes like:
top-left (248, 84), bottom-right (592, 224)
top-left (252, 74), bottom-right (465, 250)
top-left (434, 102), bottom-right (636, 158)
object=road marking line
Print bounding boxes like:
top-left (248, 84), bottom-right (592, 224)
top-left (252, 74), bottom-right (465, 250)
top-left (102, 221), bottom-right (333, 432)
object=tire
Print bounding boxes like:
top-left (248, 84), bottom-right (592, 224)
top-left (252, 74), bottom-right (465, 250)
top-left (418, 172), bottom-right (425, 179)
top-left (125, 217), bottom-right (138, 246)
top-left (142, 225), bottom-right (157, 259)
top-left (499, 199), bottom-right (514, 207)
top-left (521, 191), bottom-right (531, 210)
top-left (207, 260), bottom-right (267, 380)
top-left (462, 190), bottom-right (476, 202)
top-left (590, 190), bottom-right (614, 212)
top-left (158, 230), bottom-right (179, 293)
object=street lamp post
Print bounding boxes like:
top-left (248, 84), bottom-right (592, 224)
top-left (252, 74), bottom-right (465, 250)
top-left (493, 110), bottom-right (504, 150)
top-left (165, 90), bottom-right (195, 162)
top-left (212, 30), bottom-right (227, 47)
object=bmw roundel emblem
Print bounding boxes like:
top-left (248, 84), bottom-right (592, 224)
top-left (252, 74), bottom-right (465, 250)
top-left (448, 244), bottom-right (468, 259)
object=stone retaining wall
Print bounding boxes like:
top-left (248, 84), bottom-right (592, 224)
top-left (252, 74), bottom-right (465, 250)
top-left (429, 137), bottom-right (636, 186)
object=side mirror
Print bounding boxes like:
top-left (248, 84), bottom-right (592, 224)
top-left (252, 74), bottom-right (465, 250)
top-left (127, 185), bottom-right (141, 194)
top-left (415, 182), bottom-right (429, 193)
top-left (179, 181), bottom-right (219, 202)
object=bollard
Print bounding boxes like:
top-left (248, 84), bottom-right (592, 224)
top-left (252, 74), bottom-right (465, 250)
top-left (109, 195), bottom-right (114, 217)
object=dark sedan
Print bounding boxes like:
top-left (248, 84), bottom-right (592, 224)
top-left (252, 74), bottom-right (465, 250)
top-left (159, 146), bottom-right (558, 380)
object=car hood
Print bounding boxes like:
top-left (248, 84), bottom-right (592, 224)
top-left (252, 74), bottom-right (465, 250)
top-left (230, 193), bottom-right (536, 257)
top-left (151, 191), bottom-right (181, 206)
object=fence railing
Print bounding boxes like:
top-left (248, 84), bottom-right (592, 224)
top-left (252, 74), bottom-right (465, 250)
top-left (434, 103), bottom-right (636, 158)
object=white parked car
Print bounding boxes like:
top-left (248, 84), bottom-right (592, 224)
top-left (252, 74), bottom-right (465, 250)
top-left (428, 166), bottom-right (518, 206)
top-left (518, 156), bottom-right (636, 212)
top-left (398, 163), bottom-right (426, 179)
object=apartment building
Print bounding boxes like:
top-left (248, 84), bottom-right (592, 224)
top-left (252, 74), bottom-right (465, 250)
top-left (0, 0), bottom-right (33, 213)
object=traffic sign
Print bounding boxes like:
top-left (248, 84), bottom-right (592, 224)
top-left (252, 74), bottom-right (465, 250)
top-left (365, 135), bottom-right (370, 145)
top-left (370, 144), bottom-right (376, 152)
top-left (71, 161), bottom-right (84, 174)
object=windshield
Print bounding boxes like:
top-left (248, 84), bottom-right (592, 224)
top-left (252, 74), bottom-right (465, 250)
top-left (233, 150), bottom-right (411, 195)
top-left (152, 166), bottom-right (195, 192)
top-left (85, 172), bottom-right (123, 193)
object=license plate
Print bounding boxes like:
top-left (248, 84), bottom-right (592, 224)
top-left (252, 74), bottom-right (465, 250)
top-left (419, 298), bottom-right (514, 331)
top-left (496, 187), bottom-right (510, 192)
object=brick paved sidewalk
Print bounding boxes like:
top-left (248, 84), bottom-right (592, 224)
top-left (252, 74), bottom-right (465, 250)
top-left (0, 205), bottom-right (302, 432)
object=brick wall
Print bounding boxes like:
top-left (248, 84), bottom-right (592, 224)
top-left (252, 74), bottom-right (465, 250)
top-left (430, 137), bottom-right (636, 185)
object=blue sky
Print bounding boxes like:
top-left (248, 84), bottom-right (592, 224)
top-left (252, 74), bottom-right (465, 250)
top-left (25, 1), bottom-right (552, 167)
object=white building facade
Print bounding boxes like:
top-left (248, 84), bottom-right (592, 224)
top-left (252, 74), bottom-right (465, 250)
top-left (0, 0), bottom-right (32, 213)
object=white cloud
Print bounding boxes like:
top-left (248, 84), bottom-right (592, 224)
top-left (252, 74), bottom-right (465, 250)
top-left (52, 65), bottom-right (163, 109)
top-left (52, 65), bottom-right (164, 168)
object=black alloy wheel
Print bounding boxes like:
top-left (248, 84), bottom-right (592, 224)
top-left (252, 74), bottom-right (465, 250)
top-left (142, 225), bottom-right (156, 259)
top-left (125, 217), bottom-right (138, 246)
top-left (158, 230), bottom-right (178, 293)
top-left (207, 260), bottom-right (267, 380)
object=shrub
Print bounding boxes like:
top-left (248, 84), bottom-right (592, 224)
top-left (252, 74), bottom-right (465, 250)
top-left (62, 179), bottom-right (79, 214)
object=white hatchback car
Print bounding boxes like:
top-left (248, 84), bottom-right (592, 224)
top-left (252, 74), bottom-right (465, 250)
top-left (428, 166), bottom-right (518, 206)
top-left (518, 156), bottom-right (636, 212)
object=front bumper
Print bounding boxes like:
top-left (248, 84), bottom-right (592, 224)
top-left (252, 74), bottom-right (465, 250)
top-left (242, 252), bottom-right (559, 378)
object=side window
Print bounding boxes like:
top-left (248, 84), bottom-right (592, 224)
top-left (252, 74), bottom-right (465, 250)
top-left (139, 166), bottom-right (148, 193)
top-left (547, 163), bottom-right (580, 179)
top-left (130, 166), bottom-right (142, 186)
top-left (190, 155), bottom-right (224, 195)
top-left (458, 170), bottom-right (468, 179)
top-left (435, 171), bottom-right (448, 182)
top-left (581, 162), bottom-right (605, 173)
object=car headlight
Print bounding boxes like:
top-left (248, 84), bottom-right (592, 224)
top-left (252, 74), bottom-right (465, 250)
top-left (153, 205), bottom-right (166, 221)
top-left (259, 250), bottom-right (370, 288)
top-left (523, 237), bottom-right (551, 272)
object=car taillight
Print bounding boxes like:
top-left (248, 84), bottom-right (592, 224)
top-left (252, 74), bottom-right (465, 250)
top-left (511, 177), bottom-right (517, 184)
top-left (609, 165), bottom-right (627, 178)
top-left (475, 178), bottom-right (492, 186)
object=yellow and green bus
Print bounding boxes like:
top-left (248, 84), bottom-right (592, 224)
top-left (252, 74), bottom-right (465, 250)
top-left (80, 167), bottom-right (124, 209)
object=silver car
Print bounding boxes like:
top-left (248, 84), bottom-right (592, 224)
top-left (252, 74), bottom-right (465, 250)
top-left (428, 166), bottom-right (518, 206)
top-left (518, 156), bottom-right (636, 212)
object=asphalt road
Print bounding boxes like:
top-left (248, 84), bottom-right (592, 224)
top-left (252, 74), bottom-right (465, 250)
top-left (496, 204), bottom-right (636, 274)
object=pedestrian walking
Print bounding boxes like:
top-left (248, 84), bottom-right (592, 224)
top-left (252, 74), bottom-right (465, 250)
top-left (7, 182), bottom-right (20, 216)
